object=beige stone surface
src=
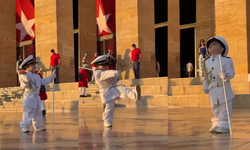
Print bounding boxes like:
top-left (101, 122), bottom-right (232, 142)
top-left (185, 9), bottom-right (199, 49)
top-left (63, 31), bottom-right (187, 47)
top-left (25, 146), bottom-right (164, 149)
top-left (0, 0), bottom-right (16, 88)
top-left (35, 0), bottom-right (74, 82)
top-left (116, 0), bottom-right (155, 79)
top-left (215, 0), bottom-right (248, 75)
top-left (168, 0), bottom-right (180, 78)
top-left (79, 0), bottom-right (97, 66)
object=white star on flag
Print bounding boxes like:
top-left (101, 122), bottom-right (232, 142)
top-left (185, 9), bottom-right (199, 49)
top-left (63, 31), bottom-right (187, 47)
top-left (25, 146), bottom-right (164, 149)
top-left (16, 11), bottom-right (35, 42)
top-left (96, 5), bottom-right (113, 35)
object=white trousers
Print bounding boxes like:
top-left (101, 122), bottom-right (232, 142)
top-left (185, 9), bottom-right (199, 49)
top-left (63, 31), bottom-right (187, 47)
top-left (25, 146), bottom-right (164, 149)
top-left (20, 107), bottom-right (44, 129)
top-left (79, 87), bottom-right (86, 95)
top-left (102, 86), bottom-right (136, 126)
top-left (40, 101), bottom-right (46, 111)
top-left (211, 99), bottom-right (232, 129)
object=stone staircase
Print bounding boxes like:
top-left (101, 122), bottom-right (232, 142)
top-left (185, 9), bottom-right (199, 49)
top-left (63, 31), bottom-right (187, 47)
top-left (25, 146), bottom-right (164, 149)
top-left (0, 77), bottom-right (169, 112)
top-left (79, 77), bottom-right (168, 108)
top-left (168, 74), bottom-right (250, 108)
top-left (0, 83), bottom-right (79, 112)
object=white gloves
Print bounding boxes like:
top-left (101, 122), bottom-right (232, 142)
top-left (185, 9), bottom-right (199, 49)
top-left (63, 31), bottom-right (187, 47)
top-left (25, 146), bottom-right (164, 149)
top-left (50, 70), bottom-right (57, 80)
top-left (204, 89), bottom-right (209, 94)
top-left (219, 71), bottom-right (228, 81)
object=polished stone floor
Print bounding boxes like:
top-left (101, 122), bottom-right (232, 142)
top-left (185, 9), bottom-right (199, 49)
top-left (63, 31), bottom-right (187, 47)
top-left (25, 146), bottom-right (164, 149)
top-left (0, 112), bottom-right (78, 150)
top-left (168, 107), bottom-right (250, 150)
top-left (79, 107), bottom-right (168, 150)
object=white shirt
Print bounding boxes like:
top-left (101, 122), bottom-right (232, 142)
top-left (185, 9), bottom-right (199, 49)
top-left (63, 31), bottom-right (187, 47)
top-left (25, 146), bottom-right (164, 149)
top-left (186, 62), bottom-right (193, 72)
top-left (203, 55), bottom-right (235, 104)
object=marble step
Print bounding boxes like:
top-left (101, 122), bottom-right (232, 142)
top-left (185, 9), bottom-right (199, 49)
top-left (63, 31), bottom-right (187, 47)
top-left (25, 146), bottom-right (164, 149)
top-left (169, 74), bottom-right (248, 86)
top-left (86, 85), bottom-right (168, 96)
top-left (168, 94), bottom-right (250, 108)
top-left (119, 77), bottom-right (168, 86)
top-left (169, 83), bottom-right (250, 96)
top-left (79, 95), bottom-right (168, 107)
top-left (1, 99), bottom-right (78, 112)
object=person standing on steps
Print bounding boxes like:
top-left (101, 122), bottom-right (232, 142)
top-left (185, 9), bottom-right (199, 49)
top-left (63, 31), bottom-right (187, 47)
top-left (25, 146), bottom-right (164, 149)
top-left (78, 64), bottom-right (91, 97)
top-left (131, 44), bottom-right (142, 79)
top-left (186, 61), bottom-right (194, 78)
top-left (50, 49), bottom-right (60, 84)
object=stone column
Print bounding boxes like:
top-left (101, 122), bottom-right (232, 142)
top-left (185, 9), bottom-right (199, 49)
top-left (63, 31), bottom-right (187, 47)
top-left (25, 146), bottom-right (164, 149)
top-left (0, 0), bottom-right (16, 88)
top-left (215, 0), bottom-right (248, 74)
top-left (35, 0), bottom-right (75, 82)
top-left (168, 0), bottom-right (180, 78)
top-left (196, 0), bottom-right (215, 76)
top-left (79, 0), bottom-right (96, 67)
top-left (116, 0), bottom-right (155, 79)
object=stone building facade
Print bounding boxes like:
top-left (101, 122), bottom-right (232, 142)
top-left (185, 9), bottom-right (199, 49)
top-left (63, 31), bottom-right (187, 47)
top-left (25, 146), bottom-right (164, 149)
top-left (0, 0), bottom-right (249, 88)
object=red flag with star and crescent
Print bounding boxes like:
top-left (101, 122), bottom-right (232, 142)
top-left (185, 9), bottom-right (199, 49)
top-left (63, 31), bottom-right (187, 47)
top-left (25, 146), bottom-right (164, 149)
top-left (16, 0), bottom-right (35, 43)
top-left (96, 0), bottom-right (116, 37)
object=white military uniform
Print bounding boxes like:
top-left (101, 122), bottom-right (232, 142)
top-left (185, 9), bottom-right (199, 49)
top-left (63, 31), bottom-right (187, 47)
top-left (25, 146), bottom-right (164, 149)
top-left (18, 55), bottom-right (55, 131)
top-left (203, 36), bottom-right (235, 130)
top-left (92, 54), bottom-right (137, 127)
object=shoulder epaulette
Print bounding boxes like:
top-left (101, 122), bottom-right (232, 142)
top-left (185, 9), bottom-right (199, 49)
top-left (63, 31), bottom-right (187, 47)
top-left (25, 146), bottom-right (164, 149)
top-left (204, 57), bottom-right (209, 61)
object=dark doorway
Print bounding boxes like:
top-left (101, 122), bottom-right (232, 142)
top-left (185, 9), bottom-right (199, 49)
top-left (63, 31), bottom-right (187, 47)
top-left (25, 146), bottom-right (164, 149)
top-left (179, 0), bottom-right (196, 25)
top-left (155, 26), bottom-right (168, 77)
top-left (74, 33), bottom-right (79, 82)
top-left (73, 0), bottom-right (78, 30)
top-left (154, 0), bottom-right (168, 24)
top-left (180, 28), bottom-right (195, 78)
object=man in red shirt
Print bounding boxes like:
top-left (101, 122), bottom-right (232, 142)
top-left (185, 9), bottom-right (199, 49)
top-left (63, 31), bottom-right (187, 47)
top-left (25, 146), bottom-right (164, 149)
top-left (131, 44), bottom-right (142, 79)
top-left (50, 49), bottom-right (60, 84)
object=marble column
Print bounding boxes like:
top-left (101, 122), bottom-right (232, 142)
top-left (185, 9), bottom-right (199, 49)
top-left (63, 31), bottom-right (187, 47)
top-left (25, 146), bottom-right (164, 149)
top-left (35, 0), bottom-right (75, 82)
top-left (0, 0), bottom-right (16, 87)
top-left (168, 0), bottom-right (180, 78)
top-left (79, 0), bottom-right (97, 67)
top-left (116, 0), bottom-right (155, 79)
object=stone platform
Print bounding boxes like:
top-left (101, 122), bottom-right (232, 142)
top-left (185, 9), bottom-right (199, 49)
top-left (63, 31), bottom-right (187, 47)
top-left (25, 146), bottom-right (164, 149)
top-left (168, 107), bottom-right (250, 150)
top-left (0, 112), bottom-right (78, 149)
top-left (79, 107), bottom-right (168, 149)
top-left (168, 74), bottom-right (250, 107)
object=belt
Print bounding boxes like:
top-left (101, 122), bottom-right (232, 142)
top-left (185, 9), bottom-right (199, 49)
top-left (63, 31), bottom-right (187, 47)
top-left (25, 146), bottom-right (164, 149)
top-left (24, 89), bottom-right (39, 95)
top-left (208, 81), bottom-right (228, 89)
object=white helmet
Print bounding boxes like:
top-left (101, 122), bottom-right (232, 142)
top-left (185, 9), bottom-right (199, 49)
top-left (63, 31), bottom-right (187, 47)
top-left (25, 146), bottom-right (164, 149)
top-left (206, 36), bottom-right (229, 57)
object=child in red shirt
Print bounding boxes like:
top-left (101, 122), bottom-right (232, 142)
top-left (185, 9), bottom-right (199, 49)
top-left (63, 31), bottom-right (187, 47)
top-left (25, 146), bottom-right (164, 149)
top-left (79, 65), bottom-right (91, 97)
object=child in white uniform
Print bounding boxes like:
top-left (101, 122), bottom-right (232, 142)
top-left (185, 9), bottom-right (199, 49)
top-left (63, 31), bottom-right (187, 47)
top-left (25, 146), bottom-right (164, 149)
top-left (203, 36), bottom-right (235, 133)
top-left (91, 54), bottom-right (141, 127)
top-left (18, 55), bottom-right (56, 133)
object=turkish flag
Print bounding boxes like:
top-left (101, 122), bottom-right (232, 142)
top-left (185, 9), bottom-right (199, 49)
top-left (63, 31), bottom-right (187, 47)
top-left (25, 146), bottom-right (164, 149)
top-left (96, 0), bottom-right (116, 37)
top-left (16, 0), bottom-right (35, 43)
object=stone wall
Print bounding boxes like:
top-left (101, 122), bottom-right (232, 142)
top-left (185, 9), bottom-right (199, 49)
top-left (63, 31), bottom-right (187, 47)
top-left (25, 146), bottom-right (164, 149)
top-left (215, 0), bottom-right (248, 74)
top-left (0, 0), bottom-right (16, 87)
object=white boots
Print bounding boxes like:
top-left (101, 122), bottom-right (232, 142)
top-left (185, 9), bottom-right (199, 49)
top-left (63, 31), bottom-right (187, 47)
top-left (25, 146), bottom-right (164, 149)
top-left (21, 126), bottom-right (46, 133)
top-left (209, 126), bottom-right (229, 133)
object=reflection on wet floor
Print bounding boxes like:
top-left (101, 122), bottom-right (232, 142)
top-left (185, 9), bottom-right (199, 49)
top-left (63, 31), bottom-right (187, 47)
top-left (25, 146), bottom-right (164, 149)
top-left (0, 112), bottom-right (78, 150)
top-left (79, 107), bottom-right (168, 150)
top-left (168, 107), bottom-right (250, 150)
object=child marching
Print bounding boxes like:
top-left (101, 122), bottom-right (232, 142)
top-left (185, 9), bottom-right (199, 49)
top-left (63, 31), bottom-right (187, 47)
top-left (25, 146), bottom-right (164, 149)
top-left (91, 54), bottom-right (141, 128)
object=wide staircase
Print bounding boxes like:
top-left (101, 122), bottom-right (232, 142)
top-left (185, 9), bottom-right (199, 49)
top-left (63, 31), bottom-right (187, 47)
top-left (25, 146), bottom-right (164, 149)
top-left (0, 77), bottom-right (168, 112)
top-left (79, 77), bottom-right (168, 108)
top-left (168, 74), bottom-right (250, 108)
top-left (0, 83), bottom-right (79, 112)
